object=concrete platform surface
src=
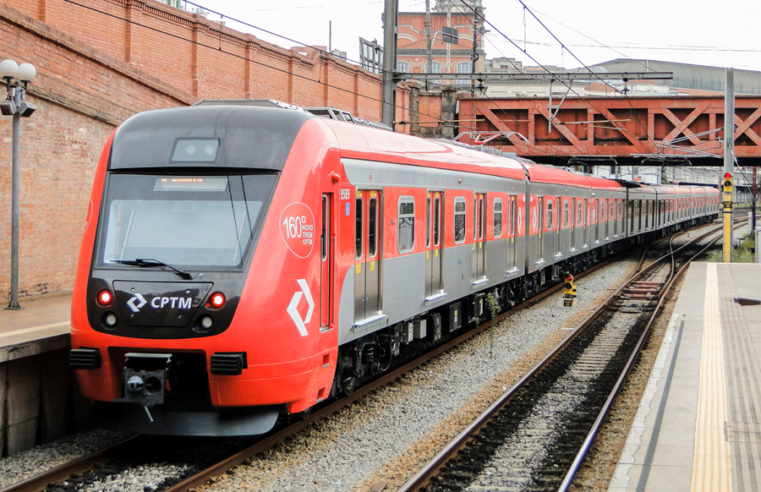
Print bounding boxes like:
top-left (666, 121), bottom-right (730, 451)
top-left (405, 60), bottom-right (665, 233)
top-left (609, 262), bottom-right (761, 492)
top-left (0, 294), bottom-right (72, 363)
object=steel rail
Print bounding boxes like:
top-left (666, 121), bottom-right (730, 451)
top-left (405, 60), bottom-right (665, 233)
top-left (556, 219), bottom-right (747, 492)
top-left (398, 219), bottom-right (734, 492)
top-left (0, 437), bottom-right (140, 492)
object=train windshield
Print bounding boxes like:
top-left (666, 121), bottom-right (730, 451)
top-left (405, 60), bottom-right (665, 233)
top-left (98, 174), bottom-right (276, 268)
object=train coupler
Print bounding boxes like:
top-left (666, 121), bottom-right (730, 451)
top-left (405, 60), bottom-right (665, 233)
top-left (115, 353), bottom-right (172, 422)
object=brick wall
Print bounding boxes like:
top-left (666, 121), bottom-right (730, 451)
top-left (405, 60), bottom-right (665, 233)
top-left (0, 0), bottom-right (427, 299)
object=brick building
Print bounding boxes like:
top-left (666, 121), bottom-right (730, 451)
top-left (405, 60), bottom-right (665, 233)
top-left (0, 0), bottom-right (414, 300)
top-left (397, 0), bottom-right (484, 87)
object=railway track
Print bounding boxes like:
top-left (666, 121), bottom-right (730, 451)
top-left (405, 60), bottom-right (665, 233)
top-left (0, 221), bottom-right (732, 492)
top-left (397, 220), bottom-right (741, 492)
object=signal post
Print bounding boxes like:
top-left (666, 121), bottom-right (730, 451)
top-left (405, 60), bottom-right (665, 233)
top-left (722, 172), bottom-right (733, 263)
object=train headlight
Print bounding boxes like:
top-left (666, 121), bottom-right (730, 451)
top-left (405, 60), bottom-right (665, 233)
top-left (97, 289), bottom-right (113, 306)
top-left (103, 312), bottom-right (118, 327)
top-left (209, 292), bottom-right (226, 309)
top-left (200, 316), bottom-right (213, 330)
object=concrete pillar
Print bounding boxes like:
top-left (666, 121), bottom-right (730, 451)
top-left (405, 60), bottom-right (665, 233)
top-left (441, 86), bottom-right (457, 140)
top-left (409, 83), bottom-right (420, 136)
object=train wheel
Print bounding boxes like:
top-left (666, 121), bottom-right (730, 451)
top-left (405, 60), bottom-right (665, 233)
top-left (341, 370), bottom-right (358, 396)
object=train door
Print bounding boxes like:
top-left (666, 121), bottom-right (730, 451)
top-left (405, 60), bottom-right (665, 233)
top-left (354, 190), bottom-right (382, 322)
top-left (320, 194), bottom-right (333, 328)
top-left (472, 193), bottom-right (486, 280)
top-left (571, 198), bottom-right (577, 249)
top-left (508, 195), bottom-right (517, 270)
top-left (582, 199), bottom-right (588, 246)
top-left (537, 196), bottom-right (544, 260)
top-left (425, 192), bottom-right (444, 298)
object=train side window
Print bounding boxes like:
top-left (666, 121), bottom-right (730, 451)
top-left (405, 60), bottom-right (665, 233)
top-left (610, 200), bottom-right (615, 221)
top-left (454, 198), bottom-right (466, 244)
top-left (473, 198), bottom-right (477, 241)
top-left (398, 197), bottom-right (415, 254)
top-left (322, 196), bottom-right (329, 261)
top-left (478, 196), bottom-right (484, 240)
top-left (576, 200), bottom-right (583, 226)
top-left (563, 199), bottom-right (569, 228)
top-left (434, 196), bottom-right (441, 247)
top-left (426, 196), bottom-right (431, 248)
top-left (493, 198), bottom-right (503, 238)
top-left (547, 199), bottom-right (553, 231)
top-left (368, 197), bottom-right (377, 258)
top-left (355, 197), bottom-right (363, 259)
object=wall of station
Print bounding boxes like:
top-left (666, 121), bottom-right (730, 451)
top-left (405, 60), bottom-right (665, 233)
top-left (0, 0), bottom-right (416, 300)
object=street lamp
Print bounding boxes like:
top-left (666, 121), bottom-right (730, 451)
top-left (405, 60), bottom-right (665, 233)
top-left (1, 59), bottom-right (36, 310)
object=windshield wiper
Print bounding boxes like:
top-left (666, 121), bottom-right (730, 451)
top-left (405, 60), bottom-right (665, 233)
top-left (113, 259), bottom-right (193, 280)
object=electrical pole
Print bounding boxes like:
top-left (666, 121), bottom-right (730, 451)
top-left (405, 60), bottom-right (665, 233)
top-left (723, 68), bottom-right (734, 263)
top-left (470, 5), bottom-right (479, 96)
top-left (381, 0), bottom-right (398, 129)
top-left (425, 0), bottom-right (433, 92)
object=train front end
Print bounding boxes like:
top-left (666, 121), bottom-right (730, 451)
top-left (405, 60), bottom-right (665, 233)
top-left (70, 103), bottom-right (339, 435)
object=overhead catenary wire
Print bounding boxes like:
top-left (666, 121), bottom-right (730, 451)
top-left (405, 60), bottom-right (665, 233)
top-left (63, 0), bottom-right (474, 131)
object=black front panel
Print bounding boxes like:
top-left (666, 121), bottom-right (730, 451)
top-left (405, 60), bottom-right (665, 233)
top-left (113, 281), bottom-right (211, 327)
top-left (87, 273), bottom-right (240, 339)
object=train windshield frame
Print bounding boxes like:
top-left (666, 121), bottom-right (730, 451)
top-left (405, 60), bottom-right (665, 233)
top-left (96, 173), bottom-right (277, 269)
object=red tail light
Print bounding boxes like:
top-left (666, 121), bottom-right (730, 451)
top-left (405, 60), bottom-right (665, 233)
top-left (97, 289), bottom-right (113, 306)
top-left (210, 292), bottom-right (226, 308)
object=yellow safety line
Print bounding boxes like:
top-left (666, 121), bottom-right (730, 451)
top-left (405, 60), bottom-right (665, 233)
top-left (0, 320), bottom-right (71, 339)
top-left (691, 263), bottom-right (731, 492)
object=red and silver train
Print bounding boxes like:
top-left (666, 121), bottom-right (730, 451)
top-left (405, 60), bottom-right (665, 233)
top-left (70, 100), bottom-right (720, 435)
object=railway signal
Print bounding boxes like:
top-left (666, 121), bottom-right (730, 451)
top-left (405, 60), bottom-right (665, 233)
top-left (563, 275), bottom-right (577, 307)
top-left (722, 171), bottom-right (733, 262)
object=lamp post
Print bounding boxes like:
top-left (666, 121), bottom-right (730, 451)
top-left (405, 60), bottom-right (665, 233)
top-left (1, 59), bottom-right (37, 310)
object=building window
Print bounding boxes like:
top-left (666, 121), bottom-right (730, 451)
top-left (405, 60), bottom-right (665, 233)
top-left (397, 61), bottom-right (409, 73)
top-left (454, 198), bottom-right (466, 244)
top-left (398, 197), bottom-right (415, 254)
top-left (432, 61), bottom-right (442, 84)
top-left (457, 61), bottom-right (471, 85)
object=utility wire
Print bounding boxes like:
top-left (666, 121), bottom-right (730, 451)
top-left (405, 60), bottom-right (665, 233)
top-left (63, 0), bottom-right (471, 130)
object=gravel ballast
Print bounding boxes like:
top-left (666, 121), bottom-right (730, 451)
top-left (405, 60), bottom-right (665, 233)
top-left (201, 257), bottom-right (640, 492)
top-left (0, 429), bottom-right (128, 489)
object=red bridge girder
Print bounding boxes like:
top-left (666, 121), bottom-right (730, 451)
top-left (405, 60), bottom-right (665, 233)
top-left (457, 96), bottom-right (761, 164)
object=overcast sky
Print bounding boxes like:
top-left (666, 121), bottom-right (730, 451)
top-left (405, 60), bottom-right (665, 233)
top-left (200, 0), bottom-right (761, 72)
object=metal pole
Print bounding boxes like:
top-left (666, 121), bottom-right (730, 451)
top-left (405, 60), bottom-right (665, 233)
top-left (424, 0), bottom-right (432, 92)
top-left (381, 0), bottom-right (398, 129)
top-left (6, 84), bottom-right (22, 310)
top-left (471, 6), bottom-right (478, 97)
top-left (752, 166), bottom-right (757, 231)
top-left (723, 68), bottom-right (734, 263)
top-left (328, 20), bottom-right (332, 53)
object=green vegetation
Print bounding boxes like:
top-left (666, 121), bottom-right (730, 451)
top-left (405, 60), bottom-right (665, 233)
top-left (485, 293), bottom-right (501, 359)
top-left (706, 233), bottom-right (756, 263)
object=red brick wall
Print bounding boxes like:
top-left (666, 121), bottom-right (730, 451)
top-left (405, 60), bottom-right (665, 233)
top-left (0, 0), bottom-right (429, 299)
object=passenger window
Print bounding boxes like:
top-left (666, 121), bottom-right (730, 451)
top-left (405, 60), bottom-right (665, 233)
top-left (434, 197), bottom-right (441, 247)
top-left (426, 196), bottom-right (431, 248)
top-left (368, 198), bottom-right (377, 257)
top-left (398, 197), bottom-right (415, 254)
top-left (547, 199), bottom-right (553, 231)
top-left (494, 199), bottom-right (503, 238)
top-left (454, 198), bottom-right (466, 244)
top-left (355, 197), bottom-right (363, 259)
top-left (577, 200), bottom-right (583, 225)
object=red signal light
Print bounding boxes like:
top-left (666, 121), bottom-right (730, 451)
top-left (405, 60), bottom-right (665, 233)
top-left (724, 172), bottom-right (732, 179)
top-left (97, 290), bottom-right (112, 306)
top-left (209, 292), bottom-right (226, 308)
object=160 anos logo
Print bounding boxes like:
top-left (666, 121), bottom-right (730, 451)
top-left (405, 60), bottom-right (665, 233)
top-left (279, 202), bottom-right (315, 258)
top-left (127, 293), bottom-right (192, 313)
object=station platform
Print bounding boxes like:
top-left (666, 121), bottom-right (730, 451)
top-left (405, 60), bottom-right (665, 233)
top-left (0, 294), bottom-right (72, 363)
top-left (609, 262), bottom-right (761, 492)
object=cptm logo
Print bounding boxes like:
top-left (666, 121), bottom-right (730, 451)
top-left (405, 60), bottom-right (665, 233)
top-left (287, 279), bottom-right (314, 337)
top-left (126, 293), bottom-right (192, 313)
